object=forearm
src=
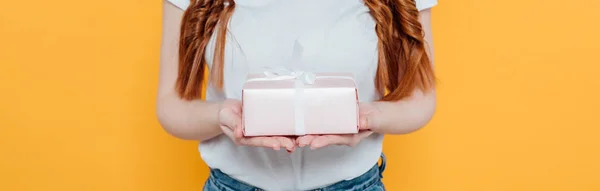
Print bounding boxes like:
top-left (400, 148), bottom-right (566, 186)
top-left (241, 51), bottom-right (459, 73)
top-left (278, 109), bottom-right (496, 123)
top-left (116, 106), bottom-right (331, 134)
top-left (156, 93), bottom-right (222, 141)
top-left (369, 90), bottom-right (437, 134)
top-left (367, 9), bottom-right (436, 134)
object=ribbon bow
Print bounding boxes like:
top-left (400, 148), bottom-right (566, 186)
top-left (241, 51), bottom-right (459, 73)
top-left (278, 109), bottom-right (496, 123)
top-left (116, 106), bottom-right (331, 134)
top-left (247, 40), bottom-right (317, 84)
top-left (260, 68), bottom-right (317, 84)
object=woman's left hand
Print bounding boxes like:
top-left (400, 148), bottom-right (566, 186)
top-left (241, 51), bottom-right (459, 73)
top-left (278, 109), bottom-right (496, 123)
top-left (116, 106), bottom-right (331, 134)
top-left (296, 103), bottom-right (381, 149)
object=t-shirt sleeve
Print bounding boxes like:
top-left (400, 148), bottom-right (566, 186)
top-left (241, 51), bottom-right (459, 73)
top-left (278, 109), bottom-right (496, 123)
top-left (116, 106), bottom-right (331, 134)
top-left (416, 0), bottom-right (438, 11)
top-left (167, 0), bottom-right (190, 10)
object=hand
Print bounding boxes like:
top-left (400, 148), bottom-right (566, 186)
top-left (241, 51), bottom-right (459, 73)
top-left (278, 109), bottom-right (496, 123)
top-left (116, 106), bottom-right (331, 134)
top-left (218, 99), bottom-right (296, 152)
top-left (296, 102), bottom-right (381, 149)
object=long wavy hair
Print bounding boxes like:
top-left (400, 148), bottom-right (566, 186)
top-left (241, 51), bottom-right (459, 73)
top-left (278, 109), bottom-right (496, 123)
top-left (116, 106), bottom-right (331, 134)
top-left (176, 0), bottom-right (435, 101)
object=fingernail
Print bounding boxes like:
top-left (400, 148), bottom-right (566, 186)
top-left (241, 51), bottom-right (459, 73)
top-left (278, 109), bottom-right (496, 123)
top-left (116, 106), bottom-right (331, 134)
top-left (299, 140), bottom-right (309, 147)
top-left (286, 149), bottom-right (293, 154)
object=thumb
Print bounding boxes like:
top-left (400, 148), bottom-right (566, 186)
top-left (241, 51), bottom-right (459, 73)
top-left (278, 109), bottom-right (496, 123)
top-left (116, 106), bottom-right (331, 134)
top-left (234, 124), bottom-right (245, 139)
top-left (359, 115), bottom-right (369, 130)
top-left (358, 102), bottom-right (381, 131)
top-left (359, 114), bottom-right (379, 130)
top-left (219, 108), bottom-right (242, 131)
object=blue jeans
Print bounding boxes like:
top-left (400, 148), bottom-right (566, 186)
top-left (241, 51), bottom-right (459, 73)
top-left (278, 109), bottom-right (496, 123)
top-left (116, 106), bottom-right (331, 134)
top-left (203, 154), bottom-right (387, 191)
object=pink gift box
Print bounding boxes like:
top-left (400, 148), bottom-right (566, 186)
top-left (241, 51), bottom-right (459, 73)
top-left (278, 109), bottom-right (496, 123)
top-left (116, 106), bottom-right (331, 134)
top-left (241, 72), bottom-right (359, 136)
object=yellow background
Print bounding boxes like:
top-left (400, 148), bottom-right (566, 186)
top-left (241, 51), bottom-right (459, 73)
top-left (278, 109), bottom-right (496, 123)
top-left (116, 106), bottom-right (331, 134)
top-left (1, 0), bottom-right (599, 190)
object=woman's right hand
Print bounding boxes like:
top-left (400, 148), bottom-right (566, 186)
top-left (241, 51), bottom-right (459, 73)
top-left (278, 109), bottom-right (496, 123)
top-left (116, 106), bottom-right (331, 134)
top-left (218, 99), bottom-right (296, 152)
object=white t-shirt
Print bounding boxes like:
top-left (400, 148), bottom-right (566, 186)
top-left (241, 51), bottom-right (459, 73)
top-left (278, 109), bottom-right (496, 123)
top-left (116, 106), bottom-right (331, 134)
top-left (167, 0), bottom-right (437, 190)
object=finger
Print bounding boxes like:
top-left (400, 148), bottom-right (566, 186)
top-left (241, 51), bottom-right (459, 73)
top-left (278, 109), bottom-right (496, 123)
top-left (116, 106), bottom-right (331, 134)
top-left (239, 137), bottom-right (281, 150)
top-left (234, 123), bottom-right (245, 139)
top-left (353, 130), bottom-right (374, 146)
top-left (359, 115), bottom-right (379, 131)
top-left (296, 135), bottom-right (317, 147)
top-left (310, 135), bottom-right (352, 149)
top-left (219, 109), bottom-right (242, 131)
top-left (358, 103), bottom-right (380, 130)
top-left (262, 137), bottom-right (282, 150)
top-left (310, 131), bottom-right (374, 149)
top-left (275, 137), bottom-right (295, 151)
top-left (359, 115), bottom-right (370, 130)
top-left (221, 125), bottom-right (236, 141)
top-left (229, 101), bottom-right (242, 115)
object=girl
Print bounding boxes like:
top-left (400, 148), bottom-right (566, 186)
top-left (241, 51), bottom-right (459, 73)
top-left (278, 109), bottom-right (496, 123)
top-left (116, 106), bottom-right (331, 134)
top-left (157, 0), bottom-right (437, 190)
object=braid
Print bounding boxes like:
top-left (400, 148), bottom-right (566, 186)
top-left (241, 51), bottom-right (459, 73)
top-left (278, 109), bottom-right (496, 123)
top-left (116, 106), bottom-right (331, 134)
top-left (210, 1), bottom-right (236, 90)
top-left (364, 0), bottom-right (436, 101)
top-left (176, 0), bottom-right (235, 100)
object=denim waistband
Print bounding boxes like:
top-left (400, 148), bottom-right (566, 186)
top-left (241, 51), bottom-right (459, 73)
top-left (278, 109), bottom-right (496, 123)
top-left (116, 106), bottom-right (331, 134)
top-left (321, 153), bottom-right (386, 191)
top-left (207, 166), bottom-right (257, 191)
top-left (206, 153), bottom-right (387, 191)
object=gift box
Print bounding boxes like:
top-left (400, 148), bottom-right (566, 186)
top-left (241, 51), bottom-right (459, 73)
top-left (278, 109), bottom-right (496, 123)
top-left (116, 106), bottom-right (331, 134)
top-left (241, 71), bottom-right (359, 136)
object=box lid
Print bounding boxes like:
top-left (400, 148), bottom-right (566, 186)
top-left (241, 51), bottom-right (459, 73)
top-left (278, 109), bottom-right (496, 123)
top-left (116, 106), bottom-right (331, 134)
top-left (243, 72), bottom-right (357, 90)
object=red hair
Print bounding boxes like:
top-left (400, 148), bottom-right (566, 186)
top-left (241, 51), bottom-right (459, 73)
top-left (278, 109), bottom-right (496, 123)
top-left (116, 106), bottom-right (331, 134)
top-left (176, 0), bottom-right (435, 101)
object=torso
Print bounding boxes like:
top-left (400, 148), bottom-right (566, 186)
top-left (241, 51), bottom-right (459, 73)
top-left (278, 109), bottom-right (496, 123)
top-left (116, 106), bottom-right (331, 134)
top-left (203, 1), bottom-right (382, 190)
top-left (168, 0), bottom-right (434, 190)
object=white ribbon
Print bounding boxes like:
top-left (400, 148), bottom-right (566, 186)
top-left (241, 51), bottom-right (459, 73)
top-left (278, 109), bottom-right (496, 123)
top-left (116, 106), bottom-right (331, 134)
top-left (245, 67), bottom-right (312, 135)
